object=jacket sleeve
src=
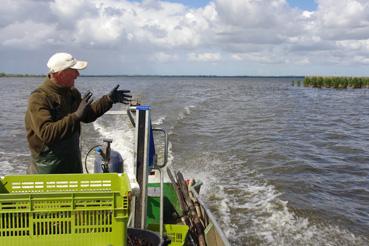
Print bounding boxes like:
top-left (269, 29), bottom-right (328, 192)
top-left (28, 93), bottom-right (80, 145)
top-left (82, 95), bottom-right (113, 123)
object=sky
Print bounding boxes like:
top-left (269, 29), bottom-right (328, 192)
top-left (1, 0), bottom-right (369, 76)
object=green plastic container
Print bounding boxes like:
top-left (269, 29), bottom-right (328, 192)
top-left (147, 183), bottom-right (182, 225)
top-left (0, 173), bottom-right (130, 246)
top-left (147, 224), bottom-right (188, 246)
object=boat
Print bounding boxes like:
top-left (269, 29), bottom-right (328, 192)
top-left (0, 104), bottom-right (230, 246)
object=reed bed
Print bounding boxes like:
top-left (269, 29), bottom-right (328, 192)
top-left (294, 76), bottom-right (369, 89)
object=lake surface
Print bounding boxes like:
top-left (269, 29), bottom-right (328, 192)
top-left (1, 76), bottom-right (368, 245)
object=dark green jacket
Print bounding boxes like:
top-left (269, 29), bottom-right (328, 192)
top-left (25, 78), bottom-right (113, 173)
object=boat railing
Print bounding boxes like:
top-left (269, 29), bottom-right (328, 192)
top-left (190, 184), bottom-right (231, 246)
top-left (152, 128), bottom-right (168, 239)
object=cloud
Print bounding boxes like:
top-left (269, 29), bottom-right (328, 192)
top-left (336, 39), bottom-right (369, 52)
top-left (0, 0), bottom-right (52, 28)
top-left (50, 0), bottom-right (92, 19)
top-left (214, 0), bottom-right (290, 28)
top-left (1, 0), bottom-right (369, 75)
top-left (0, 20), bottom-right (57, 49)
top-left (316, 0), bottom-right (368, 28)
top-left (75, 15), bottom-right (124, 44)
top-left (151, 52), bottom-right (178, 62)
top-left (188, 52), bottom-right (221, 62)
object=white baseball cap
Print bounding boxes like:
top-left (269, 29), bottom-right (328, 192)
top-left (47, 52), bottom-right (88, 73)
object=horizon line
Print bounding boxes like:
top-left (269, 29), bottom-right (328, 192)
top-left (0, 73), bottom-right (306, 78)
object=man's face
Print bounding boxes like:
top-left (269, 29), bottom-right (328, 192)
top-left (54, 68), bottom-right (80, 88)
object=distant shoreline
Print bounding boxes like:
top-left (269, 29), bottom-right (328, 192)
top-left (0, 73), bottom-right (43, 77)
top-left (0, 73), bottom-right (305, 78)
top-left (82, 75), bottom-right (306, 78)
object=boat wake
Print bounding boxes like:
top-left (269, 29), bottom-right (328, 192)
top-left (86, 114), bottom-right (136, 179)
top-left (0, 151), bottom-right (29, 175)
top-left (152, 115), bottom-right (166, 125)
top-left (88, 111), bottom-right (174, 182)
top-left (178, 152), bottom-right (368, 246)
top-left (83, 106), bottom-right (368, 246)
top-left (177, 105), bottom-right (195, 120)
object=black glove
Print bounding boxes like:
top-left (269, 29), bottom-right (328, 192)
top-left (74, 91), bottom-right (93, 120)
top-left (108, 85), bottom-right (132, 104)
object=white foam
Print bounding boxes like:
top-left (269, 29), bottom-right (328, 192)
top-left (152, 116), bottom-right (166, 126)
top-left (0, 160), bottom-right (12, 172)
top-left (91, 116), bottom-right (136, 185)
top-left (167, 141), bottom-right (174, 167)
top-left (0, 150), bottom-right (30, 176)
top-left (0, 151), bottom-right (29, 157)
top-left (184, 105), bottom-right (195, 115)
top-left (177, 105), bottom-right (195, 120)
top-left (90, 112), bottom-right (175, 185)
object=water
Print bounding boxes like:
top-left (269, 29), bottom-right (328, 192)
top-left (1, 76), bottom-right (368, 245)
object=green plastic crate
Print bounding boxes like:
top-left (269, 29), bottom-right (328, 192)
top-left (148, 224), bottom-right (189, 246)
top-left (0, 173), bottom-right (130, 246)
top-left (147, 183), bottom-right (182, 225)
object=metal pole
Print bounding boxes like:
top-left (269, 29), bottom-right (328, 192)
top-left (159, 168), bottom-right (164, 239)
top-left (133, 106), bottom-right (151, 229)
top-left (134, 109), bottom-right (145, 228)
top-left (130, 107), bottom-right (139, 227)
top-left (140, 109), bottom-right (150, 229)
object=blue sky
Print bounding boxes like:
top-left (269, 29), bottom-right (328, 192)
top-left (160, 0), bottom-right (318, 10)
top-left (1, 0), bottom-right (369, 76)
top-left (154, 0), bottom-right (211, 8)
top-left (287, 0), bottom-right (317, 10)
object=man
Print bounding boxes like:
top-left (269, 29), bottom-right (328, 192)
top-left (25, 52), bottom-right (131, 174)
